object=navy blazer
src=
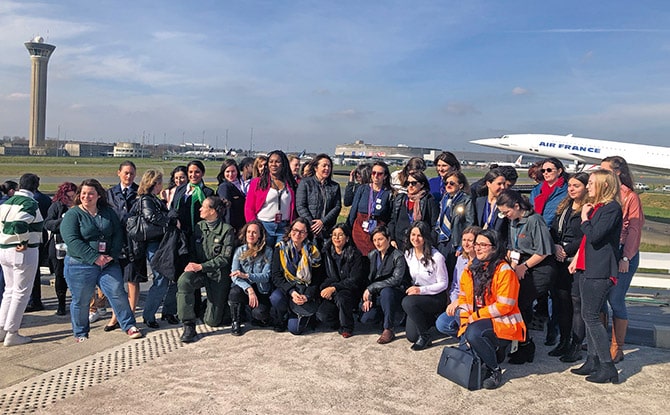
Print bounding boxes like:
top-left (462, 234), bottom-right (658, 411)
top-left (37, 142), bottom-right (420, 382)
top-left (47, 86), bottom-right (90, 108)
top-left (474, 196), bottom-right (509, 248)
top-left (581, 201), bottom-right (623, 280)
top-left (107, 182), bottom-right (139, 224)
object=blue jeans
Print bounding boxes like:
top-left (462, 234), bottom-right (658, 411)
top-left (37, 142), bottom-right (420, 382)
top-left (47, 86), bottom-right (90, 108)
top-left (360, 287), bottom-right (405, 330)
top-left (64, 256), bottom-right (136, 338)
top-left (261, 220), bottom-right (288, 248)
top-left (436, 309), bottom-right (461, 337)
top-left (142, 242), bottom-right (175, 322)
top-left (603, 252), bottom-right (639, 319)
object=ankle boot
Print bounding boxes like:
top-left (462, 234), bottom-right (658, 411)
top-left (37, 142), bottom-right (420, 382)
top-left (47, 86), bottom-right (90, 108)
top-left (571, 354), bottom-right (599, 375)
top-left (230, 303), bottom-right (243, 336)
top-left (509, 338), bottom-right (535, 364)
top-left (610, 318), bottom-right (627, 363)
top-left (180, 322), bottom-right (197, 343)
top-left (548, 336), bottom-right (571, 357)
top-left (56, 291), bottom-right (67, 316)
top-left (586, 361), bottom-right (619, 384)
top-left (560, 339), bottom-right (584, 363)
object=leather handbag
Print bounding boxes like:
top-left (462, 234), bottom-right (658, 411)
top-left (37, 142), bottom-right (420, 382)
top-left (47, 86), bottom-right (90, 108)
top-left (126, 212), bottom-right (165, 242)
top-left (436, 345), bottom-right (482, 391)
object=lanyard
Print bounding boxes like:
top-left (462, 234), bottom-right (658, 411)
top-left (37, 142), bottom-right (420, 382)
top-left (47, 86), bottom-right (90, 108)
top-left (483, 200), bottom-right (496, 230)
top-left (367, 185), bottom-right (384, 219)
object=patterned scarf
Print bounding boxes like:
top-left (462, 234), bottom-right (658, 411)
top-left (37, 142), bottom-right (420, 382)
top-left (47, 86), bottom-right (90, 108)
top-left (278, 239), bottom-right (321, 285)
top-left (407, 189), bottom-right (427, 222)
top-left (436, 190), bottom-right (464, 242)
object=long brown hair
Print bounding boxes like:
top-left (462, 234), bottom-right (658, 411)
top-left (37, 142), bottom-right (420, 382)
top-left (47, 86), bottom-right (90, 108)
top-left (238, 220), bottom-right (267, 261)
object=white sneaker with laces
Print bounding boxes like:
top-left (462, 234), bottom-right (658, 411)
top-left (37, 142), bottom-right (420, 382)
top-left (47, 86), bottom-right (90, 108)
top-left (89, 311), bottom-right (101, 323)
top-left (4, 332), bottom-right (32, 346)
top-left (127, 326), bottom-right (143, 339)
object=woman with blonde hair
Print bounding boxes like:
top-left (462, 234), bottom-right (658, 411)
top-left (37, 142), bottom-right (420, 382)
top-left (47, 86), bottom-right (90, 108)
top-left (568, 169), bottom-right (622, 383)
top-left (136, 170), bottom-right (178, 328)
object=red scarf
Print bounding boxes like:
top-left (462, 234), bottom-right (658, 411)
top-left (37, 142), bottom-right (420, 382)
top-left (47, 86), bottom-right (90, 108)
top-left (576, 203), bottom-right (603, 271)
top-left (534, 176), bottom-right (565, 215)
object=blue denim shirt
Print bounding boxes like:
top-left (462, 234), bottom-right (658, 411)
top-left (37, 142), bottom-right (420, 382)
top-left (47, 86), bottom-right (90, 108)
top-left (231, 245), bottom-right (273, 294)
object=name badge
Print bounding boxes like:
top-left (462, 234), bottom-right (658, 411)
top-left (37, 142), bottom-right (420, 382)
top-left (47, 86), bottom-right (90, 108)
top-left (510, 251), bottom-right (520, 265)
top-left (98, 241), bottom-right (107, 253)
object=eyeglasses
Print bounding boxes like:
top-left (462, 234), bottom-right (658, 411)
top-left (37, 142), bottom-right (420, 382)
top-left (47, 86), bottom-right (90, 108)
top-left (371, 171), bottom-right (385, 176)
top-left (291, 229), bottom-right (307, 235)
top-left (541, 168), bottom-right (555, 173)
top-left (445, 181), bottom-right (459, 187)
top-left (474, 242), bottom-right (494, 248)
top-left (406, 181), bottom-right (419, 187)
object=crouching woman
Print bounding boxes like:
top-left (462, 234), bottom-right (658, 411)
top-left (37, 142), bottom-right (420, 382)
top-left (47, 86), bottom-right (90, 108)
top-left (457, 229), bottom-right (526, 389)
top-left (178, 196), bottom-right (235, 343)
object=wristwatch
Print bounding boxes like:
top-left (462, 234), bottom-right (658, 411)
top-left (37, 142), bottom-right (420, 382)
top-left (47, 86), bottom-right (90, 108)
top-left (622, 256), bottom-right (629, 262)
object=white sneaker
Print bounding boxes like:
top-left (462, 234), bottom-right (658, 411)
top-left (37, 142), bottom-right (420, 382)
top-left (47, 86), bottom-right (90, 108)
top-left (98, 308), bottom-right (108, 316)
top-left (89, 311), bottom-right (101, 323)
top-left (0, 328), bottom-right (6, 342)
top-left (4, 332), bottom-right (32, 346)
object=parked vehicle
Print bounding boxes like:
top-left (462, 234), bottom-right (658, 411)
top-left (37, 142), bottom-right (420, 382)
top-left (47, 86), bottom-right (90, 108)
top-left (635, 182), bottom-right (650, 191)
top-left (662, 185), bottom-right (670, 192)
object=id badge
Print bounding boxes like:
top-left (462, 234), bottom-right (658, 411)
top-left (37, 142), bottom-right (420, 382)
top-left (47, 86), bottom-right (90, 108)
top-left (98, 241), bottom-right (107, 253)
top-left (510, 251), bottom-right (520, 265)
top-left (274, 213), bottom-right (283, 223)
top-left (366, 219), bottom-right (377, 234)
top-left (362, 220), bottom-right (370, 232)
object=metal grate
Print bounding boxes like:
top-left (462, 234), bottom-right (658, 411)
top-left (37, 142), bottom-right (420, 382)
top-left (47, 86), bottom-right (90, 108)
top-left (0, 323), bottom-right (223, 414)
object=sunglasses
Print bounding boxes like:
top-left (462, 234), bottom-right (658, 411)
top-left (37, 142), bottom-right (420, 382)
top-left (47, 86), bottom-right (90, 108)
top-left (371, 171), bottom-right (385, 176)
top-left (406, 180), bottom-right (419, 187)
top-left (541, 168), bottom-right (555, 173)
top-left (445, 180), bottom-right (459, 187)
top-left (474, 242), bottom-right (494, 248)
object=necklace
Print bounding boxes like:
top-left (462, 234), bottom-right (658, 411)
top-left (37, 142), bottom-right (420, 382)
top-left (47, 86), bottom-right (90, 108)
top-left (80, 205), bottom-right (98, 217)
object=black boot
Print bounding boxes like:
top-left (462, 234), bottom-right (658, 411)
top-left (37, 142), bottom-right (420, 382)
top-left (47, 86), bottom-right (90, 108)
top-left (509, 338), bottom-right (535, 364)
top-left (230, 303), bottom-right (243, 336)
top-left (410, 333), bottom-right (432, 351)
top-left (482, 366), bottom-right (503, 389)
top-left (180, 322), bottom-right (197, 343)
top-left (55, 291), bottom-right (67, 316)
top-left (560, 339), bottom-right (584, 363)
top-left (548, 336), bottom-right (571, 357)
top-left (585, 361), bottom-right (619, 384)
top-left (571, 354), bottom-right (599, 375)
top-left (161, 314), bottom-right (180, 325)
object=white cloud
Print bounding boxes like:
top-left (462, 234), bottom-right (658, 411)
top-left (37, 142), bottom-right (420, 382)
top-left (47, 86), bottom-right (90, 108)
top-left (6, 93), bottom-right (29, 100)
top-left (512, 86), bottom-right (529, 95)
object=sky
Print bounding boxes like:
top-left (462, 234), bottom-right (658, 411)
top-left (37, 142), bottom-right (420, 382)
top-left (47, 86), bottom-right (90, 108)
top-left (1, 0), bottom-right (670, 154)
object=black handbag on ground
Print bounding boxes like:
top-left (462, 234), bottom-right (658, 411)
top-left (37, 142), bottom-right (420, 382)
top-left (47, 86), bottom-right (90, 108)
top-left (436, 345), bottom-right (482, 391)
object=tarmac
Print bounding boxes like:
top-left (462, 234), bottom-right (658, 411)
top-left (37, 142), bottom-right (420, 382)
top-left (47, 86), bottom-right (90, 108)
top-left (0, 270), bottom-right (669, 414)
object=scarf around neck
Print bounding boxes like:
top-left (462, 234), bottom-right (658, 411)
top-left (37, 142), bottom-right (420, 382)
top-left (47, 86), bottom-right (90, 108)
top-left (279, 239), bottom-right (321, 285)
top-left (407, 189), bottom-right (427, 222)
top-left (534, 176), bottom-right (564, 216)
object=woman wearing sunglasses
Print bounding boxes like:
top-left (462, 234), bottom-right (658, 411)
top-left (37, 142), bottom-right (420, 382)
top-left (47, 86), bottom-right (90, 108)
top-left (388, 170), bottom-right (438, 252)
top-left (529, 157), bottom-right (568, 228)
top-left (346, 161), bottom-right (394, 255)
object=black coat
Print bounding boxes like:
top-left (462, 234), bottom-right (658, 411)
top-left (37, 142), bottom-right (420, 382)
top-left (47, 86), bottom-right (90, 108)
top-left (216, 181), bottom-right (246, 233)
top-left (271, 246), bottom-right (325, 300)
top-left (295, 176), bottom-right (342, 238)
top-left (581, 201), bottom-right (623, 280)
top-left (169, 182), bottom-right (215, 236)
top-left (151, 227), bottom-right (190, 282)
top-left (388, 193), bottom-right (438, 251)
top-left (43, 201), bottom-right (69, 260)
top-left (551, 206), bottom-right (583, 258)
top-left (320, 241), bottom-right (368, 295)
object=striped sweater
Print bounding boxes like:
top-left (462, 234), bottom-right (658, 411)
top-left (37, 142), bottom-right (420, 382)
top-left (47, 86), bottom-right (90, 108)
top-left (0, 189), bottom-right (44, 248)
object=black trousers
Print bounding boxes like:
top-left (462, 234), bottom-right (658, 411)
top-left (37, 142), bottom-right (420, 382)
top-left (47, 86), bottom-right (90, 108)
top-left (228, 284), bottom-right (271, 322)
top-left (518, 257), bottom-right (556, 332)
top-left (401, 292), bottom-right (448, 342)
top-left (316, 288), bottom-right (358, 331)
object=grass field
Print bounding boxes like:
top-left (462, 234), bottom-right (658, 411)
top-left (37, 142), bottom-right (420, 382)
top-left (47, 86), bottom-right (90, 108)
top-left (3, 155), bottom-right (669, 252)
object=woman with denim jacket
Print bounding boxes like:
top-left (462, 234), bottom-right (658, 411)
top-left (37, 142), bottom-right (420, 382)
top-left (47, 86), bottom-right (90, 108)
top-left (228, 220), bottom-right (273, 336)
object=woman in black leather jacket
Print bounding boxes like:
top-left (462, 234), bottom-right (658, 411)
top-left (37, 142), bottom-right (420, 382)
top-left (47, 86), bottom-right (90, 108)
top-left (360, 225), bottom-right (410, 344)
top-left (316, 224), bottom-right (368, 338)
top-left (549, 172), bottom-right (588, 361)
top-left (136, 170), bottom-right (178, 328)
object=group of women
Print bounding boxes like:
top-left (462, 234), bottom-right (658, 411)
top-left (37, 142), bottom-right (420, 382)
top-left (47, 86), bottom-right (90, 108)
top-left (7, 150), bottom-right (642, 390)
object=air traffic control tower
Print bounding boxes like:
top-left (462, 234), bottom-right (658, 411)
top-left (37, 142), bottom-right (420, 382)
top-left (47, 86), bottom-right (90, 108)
top-left (25, 36), bottom-right (55, 156)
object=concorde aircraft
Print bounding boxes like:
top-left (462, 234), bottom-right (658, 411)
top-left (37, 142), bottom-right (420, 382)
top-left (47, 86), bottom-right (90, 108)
top-left (470, 134), bottom-right (670, 175)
